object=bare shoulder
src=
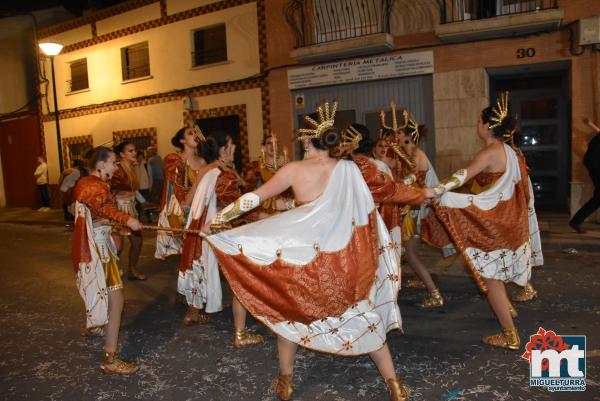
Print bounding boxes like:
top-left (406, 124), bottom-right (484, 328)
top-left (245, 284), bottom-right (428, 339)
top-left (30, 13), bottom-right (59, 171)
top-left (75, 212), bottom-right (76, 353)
top-left (415, 148), bottom-right (430, 169)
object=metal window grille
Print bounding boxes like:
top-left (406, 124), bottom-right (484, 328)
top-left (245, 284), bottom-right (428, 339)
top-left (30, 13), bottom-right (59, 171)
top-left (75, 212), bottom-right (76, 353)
top-left (192, 25), bottom-right (227, 67)
top-left (67, 142), bottom-right (92, 166)
top-left (285, 0), bottom-right (394, 48)
top-left (439, 0), bottom-right (557, 24)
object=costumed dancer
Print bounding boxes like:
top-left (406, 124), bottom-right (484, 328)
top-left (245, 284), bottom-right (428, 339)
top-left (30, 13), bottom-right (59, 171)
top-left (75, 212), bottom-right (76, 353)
top-left (178, 135), bottom-right (263, 351)
top-left (244, 131), bottom-right (292, 214)
top-left (395, 112), bottom-right (445, 308)
top-left (345, 121), bottom-right (429, 260)
top-left (422, 92), bottom-right (543, 349)
top-left (72, 146), bottom-right (141, 374)
top-left (111, 141), bottom-right (146, 280)
top-left (155, 126), bottom-right (206, 259)
top-left (203, 101), bottom-right (430, 401)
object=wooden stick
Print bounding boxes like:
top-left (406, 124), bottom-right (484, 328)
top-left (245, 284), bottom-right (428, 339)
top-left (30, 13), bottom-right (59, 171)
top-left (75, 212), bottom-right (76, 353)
top-left (109, 222), bottom-right (206, 236)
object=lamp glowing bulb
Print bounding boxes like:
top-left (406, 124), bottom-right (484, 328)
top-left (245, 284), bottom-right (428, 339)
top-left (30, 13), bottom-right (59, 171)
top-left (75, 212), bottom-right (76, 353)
top-left (39, 42), bottom-right (63, 56)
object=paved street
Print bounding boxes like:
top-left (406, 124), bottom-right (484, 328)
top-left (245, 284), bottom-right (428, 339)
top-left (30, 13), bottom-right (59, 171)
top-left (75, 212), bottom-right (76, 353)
top-left (0, 209), bottom-right (598, 401)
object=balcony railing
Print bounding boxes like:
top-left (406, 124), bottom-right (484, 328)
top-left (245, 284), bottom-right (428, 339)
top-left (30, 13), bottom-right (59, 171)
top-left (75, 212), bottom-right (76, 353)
top-left (285, 0), bottom-right (394, 48)
top-left (439, 0), bottom-right (558, 24)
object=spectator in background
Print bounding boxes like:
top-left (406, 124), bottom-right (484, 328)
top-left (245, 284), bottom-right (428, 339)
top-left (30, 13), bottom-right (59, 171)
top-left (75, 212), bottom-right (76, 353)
top-left (569, 118), bottom-right (600, 233)
top-left (134, 152), bottom-right (151, 201)
top-left (146, 146), bottom-right (164, 204)
top-left (34, 155), bottom-right (50, 211)
top-left (134, 151), bottom-right (152, 221)
top-left (59, 159), bottom-right (88, 221)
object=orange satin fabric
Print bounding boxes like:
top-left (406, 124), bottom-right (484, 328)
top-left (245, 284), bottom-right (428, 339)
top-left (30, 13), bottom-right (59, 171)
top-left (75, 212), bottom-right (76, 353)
top-left (110, 163), bottom-right (140, 192)
top-left (471, 172), bottom-right (504, 194)
top-left (352, 155), bottom-right (425, 206)
top-left (72, 175), bottom-right (130, 272)
top-left (422, 158), bottom-right (532, 253)
top-left (178, 210), bottom-right (208, 273)
top-left (212, 211), bottom-right (380, 325)
top-left (161, 153), bottom-right (188, 208)
top-left (179, 168), bottom-right (256, 272)
top-left (379, 203), bottom-right (402, 231)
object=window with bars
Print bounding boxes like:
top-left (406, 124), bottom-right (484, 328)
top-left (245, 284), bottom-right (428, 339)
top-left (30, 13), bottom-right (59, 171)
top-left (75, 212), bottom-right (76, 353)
top-left (68, 142), bottom-right (92, 166)
top-left (121, 42), bottom-right (150, 81)
top-left (192, 25), bottom-right (227, 67)
top-left (68, 58), bottom-right (89, 92)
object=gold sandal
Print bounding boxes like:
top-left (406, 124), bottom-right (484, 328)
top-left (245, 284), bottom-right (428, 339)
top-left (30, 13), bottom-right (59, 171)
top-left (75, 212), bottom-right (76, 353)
top-left (483, 327), bottom-right (520, 350)
top-left (182, 307), bottom-right (209, 326)
top-left (271, 372), bottom-right (293, 400)
top-left (387, 375), bottom-right (411, 401)
top-left (416, 288), bottom-right (444, 308)
top-left (511, 282), bottom-right (538, 302)
top-left (100, 352), bottom-right (138, 375)
top-left (233, 328), bottom-right (263, 348)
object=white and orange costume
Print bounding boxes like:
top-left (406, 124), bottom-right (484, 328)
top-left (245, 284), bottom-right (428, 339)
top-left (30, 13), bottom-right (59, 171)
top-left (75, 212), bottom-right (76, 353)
top-left (205, 160), bottom-right (403, 354)
top-left (422, 144), bottom-right (543, 290)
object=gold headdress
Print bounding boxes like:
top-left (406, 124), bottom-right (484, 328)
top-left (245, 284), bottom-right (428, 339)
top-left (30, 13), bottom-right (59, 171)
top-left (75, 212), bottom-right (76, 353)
top-left (340, 125), bottom-right (363, 153)
top-left (379, 101), bottom-right (408, 137)
top-left (406, 114), bottom-right (422, 145)
top-left (297, 100), bottom-right (338, 141)
top-left (489, 91), bottom-right (510, 129)
top-left (191, 124), bottom-right (206, 142)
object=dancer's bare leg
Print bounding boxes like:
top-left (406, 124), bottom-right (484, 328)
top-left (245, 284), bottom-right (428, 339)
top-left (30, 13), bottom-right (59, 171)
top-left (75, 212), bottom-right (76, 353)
top-left (127, 231), bottom-right (145, 279)
top-left (104, 289), bottom-right (124, 353)
top-left (482, 278), bottom-right (520, 350)
top-left (277, 335), bottom-right (298, 376)
top-left (232, 296), bottom-right (262, 347)
top-left (232, 296), bottom-right (247, 331)
top-left (405, 238), bottom-right (436, 292)
top-left (369, 343), bottom-right (396, 380)
top-left (484, 278), bottom-right (513, 329)
top-left (100, 288), bottom-right (138, 374)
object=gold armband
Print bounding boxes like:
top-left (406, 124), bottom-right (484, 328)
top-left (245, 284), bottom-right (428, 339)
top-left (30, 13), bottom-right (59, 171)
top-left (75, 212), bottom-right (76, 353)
top-left (434, 169), bottom-right (467, 196)
top-left (211, 192), bottom-right (260, 227)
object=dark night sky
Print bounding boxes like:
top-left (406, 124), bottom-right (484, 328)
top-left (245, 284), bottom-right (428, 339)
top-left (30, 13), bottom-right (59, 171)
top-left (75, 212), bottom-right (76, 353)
top-left (0, 0), bottom-right (129, 17)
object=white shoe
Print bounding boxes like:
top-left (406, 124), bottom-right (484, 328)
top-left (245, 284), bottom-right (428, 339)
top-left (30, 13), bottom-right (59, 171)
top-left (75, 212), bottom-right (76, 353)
top-left (37, 207), bottom-right (46, 212)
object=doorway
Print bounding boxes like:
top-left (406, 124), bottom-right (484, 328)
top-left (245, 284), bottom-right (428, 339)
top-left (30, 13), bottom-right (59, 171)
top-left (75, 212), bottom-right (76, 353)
top-left (196, 115), bottom-right (241, 170)
top-left (0, 115), bottom-right (42, 208)
top-left (489, 62), bottom-right (570, 210)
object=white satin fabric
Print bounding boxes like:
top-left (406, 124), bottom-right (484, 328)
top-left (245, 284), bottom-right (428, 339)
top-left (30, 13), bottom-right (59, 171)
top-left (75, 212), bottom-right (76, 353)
top-left (439, 144), bottom-right (543, 285)
top-left (372, 158), bottom-right (402, 260)
top-left (416, 161), bottom-right (456, 257)
top-left (116, 195), bottom-right (137, 217)
top-left (208, 160), bottom-right (402, 355)
top-left (155, 189), bottom-right (183, 259)
top-left (74, 202), bottom-right (110, 329)
top-left (177, 167), bottom-right (222, 313)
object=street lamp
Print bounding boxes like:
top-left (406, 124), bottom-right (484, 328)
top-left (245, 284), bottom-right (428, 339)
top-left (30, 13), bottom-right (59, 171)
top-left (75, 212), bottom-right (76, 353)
top-left (39, 42), bottom-right (64, 172)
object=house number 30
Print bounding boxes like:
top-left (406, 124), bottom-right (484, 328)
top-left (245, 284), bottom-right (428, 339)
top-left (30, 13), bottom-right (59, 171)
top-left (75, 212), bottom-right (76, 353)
top-left (516, 48), bottom-right (536, 58)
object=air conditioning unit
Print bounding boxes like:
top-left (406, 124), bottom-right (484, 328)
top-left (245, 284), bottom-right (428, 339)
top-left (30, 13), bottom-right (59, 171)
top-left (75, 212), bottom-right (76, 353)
top-left (578, 16), bottom-right (600, 46)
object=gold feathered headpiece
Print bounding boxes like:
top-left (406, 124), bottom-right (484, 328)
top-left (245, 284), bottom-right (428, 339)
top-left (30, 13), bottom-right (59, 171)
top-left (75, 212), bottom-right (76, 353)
top-left (405, 114), bottom-right (422, 145)
top-left (379, 101), bottom-right (408, 137)
top-left (340, 125), bottom-right (363, 153)
top-left (489, 91), bottom-right (510, 129)
top-left (297, 100), bottom-right (338, 141)
top-left (191, 124), bottom-right (206, 142)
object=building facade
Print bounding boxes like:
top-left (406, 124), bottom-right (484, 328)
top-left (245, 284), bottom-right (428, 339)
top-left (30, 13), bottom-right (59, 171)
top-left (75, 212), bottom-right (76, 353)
top-left (35, 0), bottom-right (269, 206)
top-left (265, 0), bottom-right (600, 214)
top-left (25, 0), bottom-right (600, 215)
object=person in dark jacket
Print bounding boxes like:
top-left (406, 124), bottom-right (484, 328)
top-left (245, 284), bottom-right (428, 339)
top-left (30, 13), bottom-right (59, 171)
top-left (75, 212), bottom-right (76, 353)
top-left (570, 118), bottom-right (600, 233)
